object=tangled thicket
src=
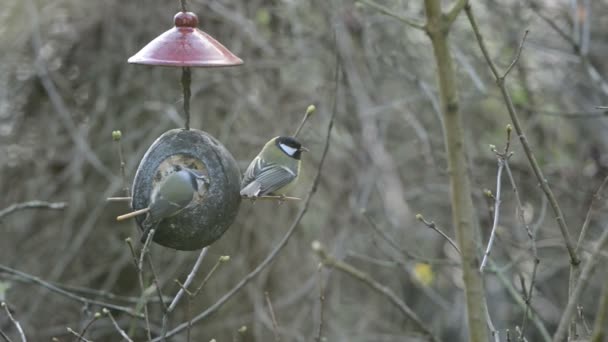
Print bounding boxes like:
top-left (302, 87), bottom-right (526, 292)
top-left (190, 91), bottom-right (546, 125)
top-left (1, 0), bottom-right (608, 341)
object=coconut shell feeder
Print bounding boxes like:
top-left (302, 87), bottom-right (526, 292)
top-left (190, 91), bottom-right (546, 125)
top-left (125, 4), bottom-right (243, 250)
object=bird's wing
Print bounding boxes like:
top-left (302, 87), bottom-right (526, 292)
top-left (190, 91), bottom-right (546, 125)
top-left (241, 156), bottom-right (263, 189)
top-left (140, 196), bottom-right (187, 243)
top-left (240, 158), bottom-right (296, 197)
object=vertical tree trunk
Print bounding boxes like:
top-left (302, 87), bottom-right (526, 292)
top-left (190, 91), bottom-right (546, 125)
top-left (424, 1), bottom-right (489, 341)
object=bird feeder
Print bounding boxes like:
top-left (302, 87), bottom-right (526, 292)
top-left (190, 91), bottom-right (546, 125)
top-left (127, 7), bottom-right (242, 250)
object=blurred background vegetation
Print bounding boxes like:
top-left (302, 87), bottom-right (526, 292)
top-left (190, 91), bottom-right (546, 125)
top-left (1, 0), bottom-right (608, 341)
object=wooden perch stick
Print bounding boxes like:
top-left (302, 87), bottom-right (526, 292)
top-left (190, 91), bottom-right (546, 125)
top-left (116, 208), bottom-right (150, 221)
top-left (242, 195), bottom-right (302, 201)
top-left (107, 197), bottom-right (132, 202)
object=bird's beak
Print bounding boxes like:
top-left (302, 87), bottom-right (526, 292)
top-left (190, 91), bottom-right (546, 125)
top-left (300, 146), bottom-right (309, 152)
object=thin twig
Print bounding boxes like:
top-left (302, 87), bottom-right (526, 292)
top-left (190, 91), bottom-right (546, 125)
top-left (363, 211), bottom-right (458, 265)
top-left (591, 280), bottom-right (608, 342)
top-left (160, 247), bottom-right (209, 341)
top-left (265, 292), bottom-right (281, 342)
top-left (464, 4), bottom-right (580, 266)
top-left (311, 242), bottom-right (439, 342)
top-left (66, 327), bottom-right (92, 342)
top-left (1, 303), bottom-right (25, 342)
top-left (503, 30), bottom-right (530, 79)
top-left (416, 215), bottom-right (461, 255)
top-left (504, 161), bottom-right (540, 341)
top-left (576, 174), bottom-right (608, 252)
top-left (77, 312), bottom-right (101, 342)
top-left (0, 201), bottom-right (66, 220)
top-left (292, 104), bottom-right (315, 139)
top-left (484, 303), bottom-right (500, 342)
top-left (0, 329), bottom-right (12, 342)
top-left (112, 130), bottom-right (130, 197)
top-left (103, 308), bottom-right (134, 342)
top-left (126, 235), bottom-right (153, 340)
top-left (188, 256), bottom-right (229, 297)
top-left (481, 127), bottom-right (513, 272)
top-left (445, 0), bottom-right (468, 26)
top-left (357, 0), bottom-right (426, 30)
top-left (0, 265), bottom-right (141, 318)
top-left (136, 228), bottom-right (156, 341)
top-left (139, 229), bottom-right (156, 271)
top-left (486, 260), bottom-right (552, 342)
top-left (578, 305), bottom-right (591, 336)
top-left (146, 255), bottom-right (167, 312)
top-left (153, 46), bottom-right (339, 342)
top-left (480, 158), bottom-right (504, 272)
top-left (171, 247), bottom-right (209, 310)
top-left (315, 268), bottom-right (326, 342)
top-left (553, 226), bottom-right (608, 342)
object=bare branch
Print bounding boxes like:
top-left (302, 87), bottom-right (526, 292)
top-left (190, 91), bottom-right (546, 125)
top-left (112, 130), bottom-right (130, 197)
top-left (0, 329), bottom-right (12, 342)
top-left (160, 247), bottom-right (209, 340)
top-left (464, 3), bottom-right (580, 266)
top-left (0, 265), bottom-right (142, 318)
top-left (265, 292), bottom-right (281, 342)
top-left (503, 30), bottom-right (529, 79)
top-left (311, 241), bottom-right (439, 342)
top-left (76, 312), bottom-right (101, 342)
top-left (0, 201), bottom-right (66, 220)
top-left (445, 0), bottom-right (468, 26)
top-left (363, 211), bottom-right (458, 265)
top-left (576, 174), bottom-right (608, 252)
top-left (504, 161), bottom-right (540, 341)
top-left (169, 247), bottom-right (208, 311)
top-left (315, 268), bottom-right (326, 342)
top-left (480, 159), bottom-right (504, 272)
top-left (357, 0), bottom-right (426, 31)
top-left (1, 303), bottom-right (25, 342)
top-left (66, 327), bottom-right (92, 342)
top-left (486, 260), bottom-right (551, 342)
top-left (591, 281), bottom-right (608, 342)
top-left (553, 226), bottom-right (608, 342)
top-left (293, 104), bottom-right (316, 138)
top-left (103, 308), bottom-right (134, 342)
top-left (125, 236), bottom-right (152, 340)
top-left (416, 214), bottom-right (461, 255)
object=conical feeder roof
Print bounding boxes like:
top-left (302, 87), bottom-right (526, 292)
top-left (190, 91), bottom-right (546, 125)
top-left (128, 12), bottom-right (243, 67)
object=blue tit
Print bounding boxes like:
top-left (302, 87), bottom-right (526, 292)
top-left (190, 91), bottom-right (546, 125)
top-left (240, 136), bottom-right (308, 198)
top-left (140, 167), bottom-right (208, 243)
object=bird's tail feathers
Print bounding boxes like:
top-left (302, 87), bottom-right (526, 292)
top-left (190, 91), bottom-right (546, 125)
top-left (240, 181), bottom-right (262, 197)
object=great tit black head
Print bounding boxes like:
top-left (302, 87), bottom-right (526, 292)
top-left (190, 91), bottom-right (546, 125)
top-left (275, 136), bottom-right (308, 160)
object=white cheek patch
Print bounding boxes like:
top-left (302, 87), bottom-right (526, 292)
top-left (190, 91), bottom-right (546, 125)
top-left (279, 143), bottom-right (298, 156)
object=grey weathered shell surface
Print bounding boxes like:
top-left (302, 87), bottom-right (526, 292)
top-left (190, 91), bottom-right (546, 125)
top-left (131, 129), bottom-right (241, 250)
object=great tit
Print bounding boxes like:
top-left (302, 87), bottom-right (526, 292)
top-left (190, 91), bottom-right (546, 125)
top-left (140, 167), bottom-right (208, 243)
top-left (240, 136), bottom-right (307, 198)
